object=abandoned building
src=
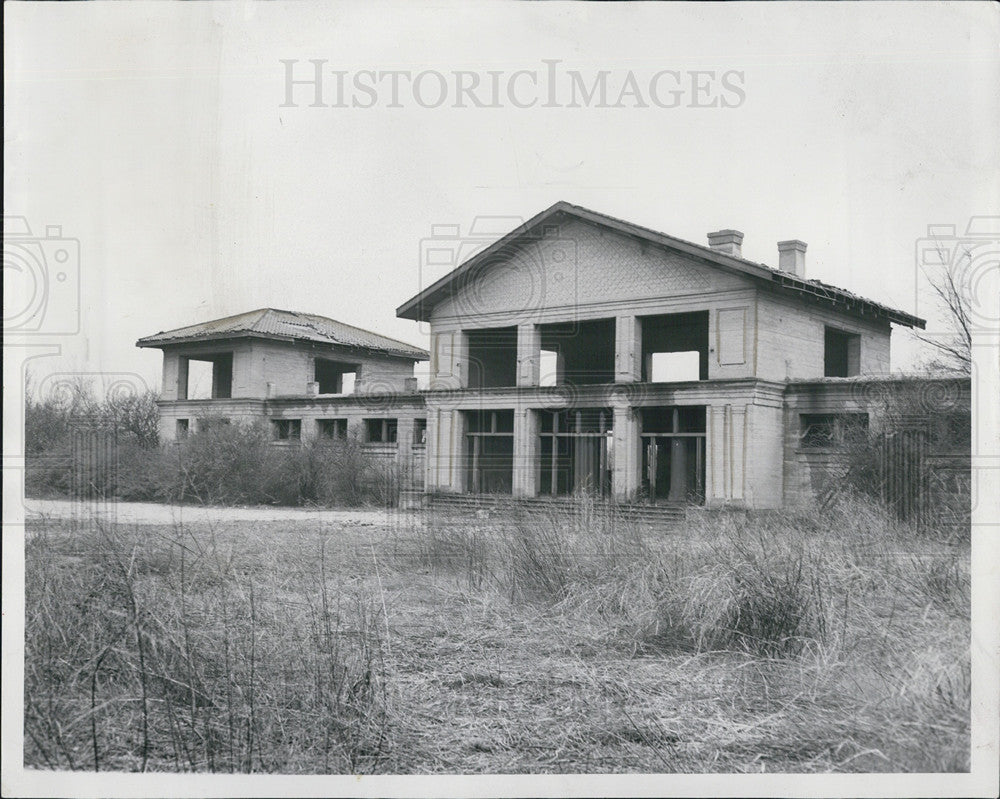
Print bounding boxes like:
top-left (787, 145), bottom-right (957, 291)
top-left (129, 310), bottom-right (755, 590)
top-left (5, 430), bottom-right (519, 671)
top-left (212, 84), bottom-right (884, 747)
top-left (139, 201), bottom-right (970, 512)
top-left (136, 307), bottom-right (430, 478)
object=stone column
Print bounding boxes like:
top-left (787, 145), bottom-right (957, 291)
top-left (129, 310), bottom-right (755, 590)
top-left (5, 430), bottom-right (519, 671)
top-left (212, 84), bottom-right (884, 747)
top-left (513, 408), bottom-right (539, 497)
top-left (615, 315), bottom-right (642, 382)
top-left (612, 405), bottom-right (641, 501)
top-left (516, 323), bottom-right (541, 387)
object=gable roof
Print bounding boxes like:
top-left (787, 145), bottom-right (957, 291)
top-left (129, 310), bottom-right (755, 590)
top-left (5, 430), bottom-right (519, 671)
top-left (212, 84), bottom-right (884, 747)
top-left (137, 308), bottom-right (428, 360)
top-left (395, 201), bottom-right (925, 328)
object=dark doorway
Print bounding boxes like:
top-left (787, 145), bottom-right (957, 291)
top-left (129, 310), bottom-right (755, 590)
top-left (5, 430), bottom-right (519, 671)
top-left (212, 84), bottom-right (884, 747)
top-left (538, 408), bottom-right (613, 497)
top-left (640, 406), bottom-right (706, 504)
top-left (464, 409), bottom-right (514, 493)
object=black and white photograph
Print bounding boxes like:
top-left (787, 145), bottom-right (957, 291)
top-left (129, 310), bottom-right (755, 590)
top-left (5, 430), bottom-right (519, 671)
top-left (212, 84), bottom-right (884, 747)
top-left (3, 1), bottom-right (999, 797)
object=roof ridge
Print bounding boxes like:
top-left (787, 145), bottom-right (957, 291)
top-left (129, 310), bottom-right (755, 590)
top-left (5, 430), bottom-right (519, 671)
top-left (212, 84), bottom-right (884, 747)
top-left (396, 201), bottom-right (924, 328)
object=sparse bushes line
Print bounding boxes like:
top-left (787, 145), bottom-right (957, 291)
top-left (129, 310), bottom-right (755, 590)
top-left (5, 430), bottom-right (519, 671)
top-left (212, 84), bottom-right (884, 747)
top-left (26, 410), bottom-right (402, 508)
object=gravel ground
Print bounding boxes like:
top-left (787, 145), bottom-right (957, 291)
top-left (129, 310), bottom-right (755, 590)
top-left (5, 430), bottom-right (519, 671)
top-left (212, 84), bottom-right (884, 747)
top-left (23, 497), bottom-right (400, 526)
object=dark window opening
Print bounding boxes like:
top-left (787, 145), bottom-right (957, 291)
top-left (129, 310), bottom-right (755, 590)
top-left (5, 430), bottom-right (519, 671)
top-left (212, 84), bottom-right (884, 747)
top-left (640, 311), bottom-right (709, 382)
top-left (466, 326), bottom-right (518, 389)
top-left (272, 419), bottom-right (302, 441)
top-left (176, 419), bottom-right (189, 439)
top-left (413, 418), bottom-right (428, 446)
top-left (315, 358), bottom-right (359, 394)
top-left (180, 352), bottom-right (234, 399)
top-left (824, 328), bottom-right (861, 377)
top-left (640, 406), bottom-right (706, 504)
top-left (464, 409), bottom-right (514, 494)
top-left (318, 418), bottom-right (348, 439)
top-left (538, 408), bottom-right (613, 497)
top-left (364, 418), bottom-right (398, 444)
top-left (197, 416), bottom-right (231, 433)
top-left (800, 413), bottom-right (869, 449)
top-left (539, 318), bottom-right (615, 386)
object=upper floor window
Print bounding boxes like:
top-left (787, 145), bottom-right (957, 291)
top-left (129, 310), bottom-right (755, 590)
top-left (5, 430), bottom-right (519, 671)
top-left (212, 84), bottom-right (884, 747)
top-left (315, 358), bottom-right (358, 395)
top-left (180, 352), bottom-right (234, 399)
top-left (640, 311), bottom-right (709, 382)
top-left (824, 328), bottom-right (861, 377)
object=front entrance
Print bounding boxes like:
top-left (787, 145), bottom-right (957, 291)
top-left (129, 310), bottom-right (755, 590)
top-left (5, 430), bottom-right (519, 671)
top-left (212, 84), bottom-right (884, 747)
top-left (640, 406), bottom-right (706, 504)
top-left (539, 408), bottom-right (613, 497)
top-left (464, 409), bottom-right (514, 494)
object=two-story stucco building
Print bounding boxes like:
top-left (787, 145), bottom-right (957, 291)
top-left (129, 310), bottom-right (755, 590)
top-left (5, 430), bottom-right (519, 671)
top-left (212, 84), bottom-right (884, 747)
top-left (137, 308), bottom-right (430, 477)
top-left (139, 201), bottom-right (969, 511)
top-left (396, 201), bottom-right (967, 510)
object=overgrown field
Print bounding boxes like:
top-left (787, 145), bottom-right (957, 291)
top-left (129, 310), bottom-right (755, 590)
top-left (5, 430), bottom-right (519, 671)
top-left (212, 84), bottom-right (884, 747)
top-left (24, 497), bottom-right (970, 773)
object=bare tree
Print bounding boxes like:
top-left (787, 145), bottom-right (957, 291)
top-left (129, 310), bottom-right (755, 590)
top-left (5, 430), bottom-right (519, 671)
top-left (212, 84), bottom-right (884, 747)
top-left (916, 250), bottom-right (973, 375)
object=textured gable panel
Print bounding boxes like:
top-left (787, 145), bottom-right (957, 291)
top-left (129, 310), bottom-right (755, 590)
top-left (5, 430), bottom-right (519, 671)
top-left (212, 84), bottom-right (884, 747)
top-left (430, 217), bottom-right (744, 325)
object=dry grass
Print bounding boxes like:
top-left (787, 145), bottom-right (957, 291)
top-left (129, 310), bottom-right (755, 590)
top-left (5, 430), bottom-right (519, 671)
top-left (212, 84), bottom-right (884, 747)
top-left (24, 495), bottom-right (970, 773)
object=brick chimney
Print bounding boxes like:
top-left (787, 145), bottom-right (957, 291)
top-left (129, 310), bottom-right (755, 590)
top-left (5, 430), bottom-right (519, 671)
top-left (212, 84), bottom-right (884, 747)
top-left (707, 229), bottom-right (744, 257)
top-left (777, 240), bottom-right (807, 277)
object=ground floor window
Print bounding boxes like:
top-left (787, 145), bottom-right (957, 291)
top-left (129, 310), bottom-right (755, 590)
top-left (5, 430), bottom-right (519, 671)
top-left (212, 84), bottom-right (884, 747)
top-left (640, 406), bottom-right (706, 504)
top-left (799, 413), bottom-right (868, 449)
top-left (272, 419), bottom-right (302, 441)
top-left (318, 418), bottom-right (348, 439)
top-left (464, 409), bottom-right (514, 494)
top-left (538, 408), bottom-right (613, 497)
top-left (175, 419), bottom-right (189, 439)
top-left (413, 418), bottom-right (428, 446)
top-left (364, 417), bottom-right (398, 444)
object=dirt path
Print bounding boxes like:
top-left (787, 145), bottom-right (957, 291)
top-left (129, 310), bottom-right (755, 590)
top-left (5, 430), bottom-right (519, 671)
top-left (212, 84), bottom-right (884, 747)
top-left (24, 498), bottom-right (401, 526)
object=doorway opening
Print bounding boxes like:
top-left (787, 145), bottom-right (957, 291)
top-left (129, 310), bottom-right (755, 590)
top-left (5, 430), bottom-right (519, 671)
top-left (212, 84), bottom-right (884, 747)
top-left (464, 409), bottom-right (514, 494)
top-left (640, 406), bottom-right (706, 504)
top-left (539, 408), bottom-right (613, 497)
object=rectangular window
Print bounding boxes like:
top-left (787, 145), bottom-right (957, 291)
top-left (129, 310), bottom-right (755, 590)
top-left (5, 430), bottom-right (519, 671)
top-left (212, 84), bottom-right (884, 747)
top-left (176, 419), bottom-right (189, 439)
top-left (824, 328), bottom-right (861, 377)
top-left (364, 418), bottom-right (398, 444)
top-left (179, 352), bottom-right (234, 399)
top-left (272, 419), bottom-right (302, 441)
top-left (640, 311), bottom-right (709, 382)
top-left (318, 418), bottom-right (348, 439)
top-left (465, 326), bottom-right (518, 388)
top-left (800, 413), bottom-right (868, 449)
top-left (197, 417), bottom-right (230, 433)
top-left (413, 418), bottom-right (427, 446)
top-left (315, 359), bottom-right (359, 395)
top-left (538, 319), bottom-right (616, 386)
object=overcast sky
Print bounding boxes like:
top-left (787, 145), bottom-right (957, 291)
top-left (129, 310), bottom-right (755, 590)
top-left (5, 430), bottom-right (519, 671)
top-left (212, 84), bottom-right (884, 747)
top-left (5, 1), bottom-right (999, 398)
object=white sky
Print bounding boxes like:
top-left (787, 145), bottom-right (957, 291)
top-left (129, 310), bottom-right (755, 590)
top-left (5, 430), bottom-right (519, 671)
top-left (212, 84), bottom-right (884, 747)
top-left (5, 1), bottom-right (999, 398)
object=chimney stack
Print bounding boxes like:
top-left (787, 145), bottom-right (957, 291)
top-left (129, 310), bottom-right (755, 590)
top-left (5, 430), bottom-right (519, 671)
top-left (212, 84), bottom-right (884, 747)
top-left (777, 240), bottom-right (807, 277)
top-left (707, 229), bottom-right (744, 257)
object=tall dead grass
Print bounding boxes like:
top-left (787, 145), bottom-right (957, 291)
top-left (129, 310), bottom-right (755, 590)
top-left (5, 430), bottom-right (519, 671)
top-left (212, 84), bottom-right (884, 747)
top-left (408, 493), bottom-right (970, 771)
top-left (24, 520), bottom-right (391, 773)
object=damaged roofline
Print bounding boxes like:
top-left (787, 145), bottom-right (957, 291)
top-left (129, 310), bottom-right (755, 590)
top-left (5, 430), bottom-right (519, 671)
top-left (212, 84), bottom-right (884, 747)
top-left (136, 330), bottom-right (428, 361)
top-left (395, 201), bottom-right (925, 329)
